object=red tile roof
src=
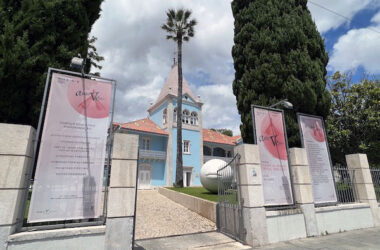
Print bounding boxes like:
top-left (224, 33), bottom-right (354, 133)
top-left (202, 129), bottom-right (241, 146)
top-left (114, 118), bottom-right (168, 136)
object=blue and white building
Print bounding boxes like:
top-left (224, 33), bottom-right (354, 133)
top-left (115, 64), bottom-right (241, 189)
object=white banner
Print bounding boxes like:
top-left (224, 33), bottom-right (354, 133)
top-left (28, 72), bottom-right (112, 223)
top-left (253, 107), bottom-right (293, 206)
top-left (298, 114), bottom-right (337, 204)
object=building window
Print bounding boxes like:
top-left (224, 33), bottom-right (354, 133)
top-left (173, 108), bottom-right (177, 122)
top-left (203, 146), bottom-right (211, 156)
top-left (227, 151), bottom-right (232, 157)
top-left (213, 147), bottom-right (226, 157)
top-left (163, 108), bottom-right (167, 125)
top-left (183, 140), bottom-right (190, 154)
top-left (182, 109), bottom-right (190, 124)
top-left (142, 137), bottom-right (151, 150)
top-left (190, 111), bottom-right (198, 125)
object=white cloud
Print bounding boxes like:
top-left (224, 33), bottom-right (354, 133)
top-left (91, 0), bottom-right (239, 132)
top-left (197, 84), bottom-right (241, 135)
top-left (329, 11), bottom-right (380, 74)
top-left (307, 0), bottom-right (375, 33)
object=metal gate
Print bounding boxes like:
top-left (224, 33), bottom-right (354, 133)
top-left (217, 154), bottom-right (245, 242)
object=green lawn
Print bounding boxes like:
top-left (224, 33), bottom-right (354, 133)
top-left (168, 187), bottom-right (218, 202)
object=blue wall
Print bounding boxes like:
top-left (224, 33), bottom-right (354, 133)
top-left (173, 100), bottom-right (199, 114)
top-left (126, 130), bottom-right (167, 186)
top-left (171, 127), bottom-right (201, 186)
top-left (150, 102), bottom-right (167, 127)
top-left (138, 159), bottom-right (166, 186)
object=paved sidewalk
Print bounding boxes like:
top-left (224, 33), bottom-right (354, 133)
top-left (135, 231), bottom-right (250, 250)
top-left (135, 190), bottom-right (216, 240)
top-left (256, 227), bottom-right (380, 250)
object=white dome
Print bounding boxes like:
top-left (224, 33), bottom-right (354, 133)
top-left (200, 159), bottom-right (233, 193)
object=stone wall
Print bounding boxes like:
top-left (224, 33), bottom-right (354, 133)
top-left (0, 125), bottom-right (138, 250)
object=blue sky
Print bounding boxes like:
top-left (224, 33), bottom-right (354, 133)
top-left (317, 2), bottom-right (380, 82)
top-left (91, 0), bottom-right (380, 134)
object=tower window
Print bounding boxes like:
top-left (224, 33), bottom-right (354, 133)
top-left (190, 111), bottom-right (198, 125)
top-left (163, 108), bottom-right (167, 125)
top-left (182, 109), bottom-right (190, 124)
top-left (183, 140), bottom-right (191, 154)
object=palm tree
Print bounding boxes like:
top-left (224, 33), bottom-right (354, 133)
top-left (161, 9), bottom-right (197, 187)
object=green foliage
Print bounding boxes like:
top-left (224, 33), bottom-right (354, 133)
top-left (0, 0), bottom-right (104, 127)
top-left (326, 72), bottom-right (380, 167)
top-left (210, 128), bottom-right (233, 137)
top-left (231, 0), bottom-right (330, 146)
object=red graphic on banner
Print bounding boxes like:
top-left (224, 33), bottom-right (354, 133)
top-left (67, 79), bottom-right (111, 118)
top-left (310, 120), bottom-right (325, 142)
top-left (260, 114), bottom-right (287, 160)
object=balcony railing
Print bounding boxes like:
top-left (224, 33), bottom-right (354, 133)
top-left (203, 155), bottom-right (233, 163)
top-left (139, 149), bottom-right (166, 161)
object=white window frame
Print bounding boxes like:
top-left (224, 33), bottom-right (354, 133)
top-left (142, 137), bottom-right (151, 150)
top-left (190, 111), bottom-right (198, 125)
top-left (183, 140), bottom-right (191, 154)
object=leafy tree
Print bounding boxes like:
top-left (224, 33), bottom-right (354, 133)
top-left (0, 0), bottom-right (104, 127)
top-left (210, 128), bottom-right (233, 137)
top-left (327, 72), bottom-right (380, 167)
top-left (162, 9), bottom-right (197, 187)
top-left (231, 0), bottom-right (330, 146)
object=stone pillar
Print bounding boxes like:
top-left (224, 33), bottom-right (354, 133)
top-left (235, 144), bottom-right (268, 247)
top-left (104, 133), bottom-right (138, 250)
top-left (289, 148), bottom-right (319, 236)
top-left (0, 124), bottom-right (35, 250)
top-left (346, 154), bottom-right (380, 226)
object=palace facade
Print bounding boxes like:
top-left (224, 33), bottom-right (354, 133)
top-left (114, 64), bottom-right (241, 189)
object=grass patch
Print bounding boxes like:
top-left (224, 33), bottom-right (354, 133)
top-left (168, 187), bottom-right (218, 202)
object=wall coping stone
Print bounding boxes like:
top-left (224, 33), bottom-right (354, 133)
top-left (8, 226), bottom-right (105, 242)
top-left (315, 203), bottom-right (370, 213)
top-left (266, 208), bottom-right (302, 218)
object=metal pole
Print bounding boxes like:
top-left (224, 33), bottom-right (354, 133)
top-left (17, 68), bottom-right (52, 231)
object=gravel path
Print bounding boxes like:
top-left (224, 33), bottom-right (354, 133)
top-left (135, 190), bottom-right (216, 240)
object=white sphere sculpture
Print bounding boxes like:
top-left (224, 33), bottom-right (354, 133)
top-left (200, 159), bottom-right (233, 193)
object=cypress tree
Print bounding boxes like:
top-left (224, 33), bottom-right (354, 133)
top-left (231, 0), bottom-right (330, 146)
top-left (0, 0), bottom-right (103, 127)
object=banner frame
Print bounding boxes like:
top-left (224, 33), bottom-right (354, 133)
top-left (296, 112), bottom-right (338, 207)
top-left (19, 67), bottom-right (117, 231)
top-left (251, 104), bottom-right (296, 208)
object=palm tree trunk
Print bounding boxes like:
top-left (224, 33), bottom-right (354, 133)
top-left (175, 38), bottom-right (183, 187)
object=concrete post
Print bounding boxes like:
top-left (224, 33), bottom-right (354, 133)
top-left (0, 124), bottom-right (35, 250)
top-left (289, 148), bottom-right (319, 236)
top-left (346, 154), bottom-right (380, 226)
top-left (235, 144), bottom-right (268, 247)
top-left (104, 133), bottom-right (138, 250)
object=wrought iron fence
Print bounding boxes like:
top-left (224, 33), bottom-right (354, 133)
top-left (370, 169), bottom-right (380, 202)
top-left (332, 166), bottom-right (357, 203)
top-left (217, 154), bottom-right (245, 242)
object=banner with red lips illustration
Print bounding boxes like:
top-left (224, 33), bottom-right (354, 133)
top-left (28, 72), bottom-right (112, 223)
top-left (253, 107), bottom-right (294, 206)
top-left (298, 114), bottom-right (337, 204)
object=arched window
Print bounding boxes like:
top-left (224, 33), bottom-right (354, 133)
top-left (213, 147), bottom-right (226, 157)
top-left (190, 111), bottom-right (198, 125)
top-left (182, 109), bottom-right (190, 124)
top-left (203, 146), bottom-right (211, 156)
top-left (173, 108), bottom-right (177, 122)
top-left (162, 108), bottom-right (167, 125)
